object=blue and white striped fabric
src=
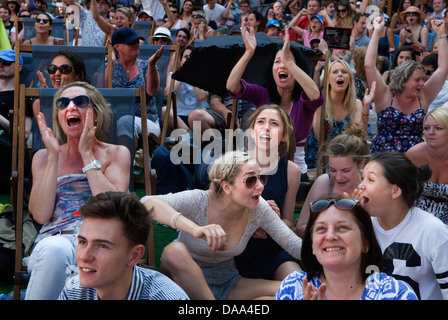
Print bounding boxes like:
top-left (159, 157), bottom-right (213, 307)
top-left (59, 265), bottom-right (189, 300)
top-left (275, 271), bottom-right (418, 300)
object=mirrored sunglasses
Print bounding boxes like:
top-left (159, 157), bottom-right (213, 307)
top-left (56, 95), bottom-right (90, 110)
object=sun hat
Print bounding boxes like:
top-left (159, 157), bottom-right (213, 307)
top-left (399, 6), bottom-right (425, 23)
top-left (148, 27), bottom-right (175, 45)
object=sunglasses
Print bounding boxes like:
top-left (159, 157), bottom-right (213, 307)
top-left (47, 64), bottom-right (73, 75)
top-left (153, 37), bottom-right (169, 42)
top-left (240, 175), bottom-right (268, 188)
top-left (56, 95), bottom-right (90, 110)
top-left (66, 11), bottom-right (75, 15)
top-left (0, 59), bottom-right (13, 66)
top-left (406, 12), bottom-right (419, 17)
top-left (35, 18), bottom-right (49, 24)
top-left (192, 14), bottom-right (205, 20)
top-left (425, 69), bottom-right (435, 75)
top-left (337, 8), bottom-right (347, 13)
top-left (309, 198), bottom-right (359, 213)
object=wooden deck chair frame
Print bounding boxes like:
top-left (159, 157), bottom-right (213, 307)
top-left (9, 83), bottom-right (156, 299)
top-left (315, 50), bottom-right (331, 178)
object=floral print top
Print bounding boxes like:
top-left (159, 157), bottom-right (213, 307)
top-left (370, 98), bottom-right (425, 153)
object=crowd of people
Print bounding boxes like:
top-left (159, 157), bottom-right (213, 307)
top-left (0, 0), bottom-right (447, 302)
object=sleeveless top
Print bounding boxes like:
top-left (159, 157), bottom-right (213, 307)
top-left (417, 181), bottom-right (448, 224)
top-left (370, 96), bottom-right (425, 153)
top-left (404, 26), bottom-right (423, 46)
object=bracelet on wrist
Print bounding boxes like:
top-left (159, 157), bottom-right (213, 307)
top-left (437, 34), bottom-right (447, 40)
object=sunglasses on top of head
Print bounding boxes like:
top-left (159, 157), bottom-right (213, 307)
top-left (309, 198), bottom-right (359, 213)
top-left (55, 95), bottom-right (90, 110)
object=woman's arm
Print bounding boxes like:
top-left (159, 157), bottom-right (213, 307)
top-left (422, 19), bottom-right (448, 108)
top-left (28, 113), bottom-right (60, 224)
top-left (364, 16), bottom-right (391, 112)
top-left (282, 26), bottom-right (321, 101)
top-left (146, 47), bottom-right (164, 96)
top-left (226, 20), bottom-right (256, 95)
top-left (295, 173), bottom-right (330, 238)
top-left (142, 196), bottom-right (228, 250)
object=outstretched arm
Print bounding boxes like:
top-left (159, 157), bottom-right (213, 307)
top-left (226, 20), bottom-right (256, 95)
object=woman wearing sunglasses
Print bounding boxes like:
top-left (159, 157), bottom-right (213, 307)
top-left (32, 50), bottom-right (89, 118)
top-left (26, 82), bottom-right (131, 300)
top-left (296, 124), bottom-right (370, 238)
top-left (234, 104), bottom-right (302, 281)
top-left (141, 151), bottom-right (302, 300)
top-left (334, 0), bottom-right (355, 28)
top-left (398, 6), bottom-right (428, 53)
top-left (276, 195), bottom-right (418, 300)
top-left (352, 152), bottom-right (448, 300)
top-left (22, 12), bottom-right (65, 45)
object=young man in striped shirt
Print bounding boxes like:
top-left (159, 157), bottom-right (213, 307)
top-left (59, 192), bottom-right (189, 300)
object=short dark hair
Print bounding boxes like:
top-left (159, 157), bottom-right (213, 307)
top-left (301, 194), bottom-right (383, 282)
top-left (79, 192), bottom-right (154, 247)
top-left (421, 52), bottom-right (438, 70)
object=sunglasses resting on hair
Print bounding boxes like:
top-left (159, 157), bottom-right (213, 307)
top-left (309, 198), bottom-right (359, 213)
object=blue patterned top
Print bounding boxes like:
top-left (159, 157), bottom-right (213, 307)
top-left (370, 104), bottom-right (425, 154)
top-left (275, 270), bottom-right (418, 300)
top-left (112, 59), bottom-right (159, 123)
top-left (35, 174), bottom-right (91, 243)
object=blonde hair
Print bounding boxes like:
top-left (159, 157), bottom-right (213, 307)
top-left (116, 7), bottom-right (134, 28)
top-left (325, 60), bottom-right (358, 126)
top-left (52, 81), bottom-right (112, 143)
top-left (207, 151), bottom-right (253, 194)
top-left (425, 107), bottom-right (448, 129)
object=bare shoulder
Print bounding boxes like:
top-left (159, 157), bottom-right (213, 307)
top-left (406, 142), bottom-right (428, 165)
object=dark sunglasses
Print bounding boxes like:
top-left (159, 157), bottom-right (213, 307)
top-left (309, 198), bottom-right (359, 213)
top-left (406, 12), bottom-right (419, 17)
top-left (0, 59), bottom-right (13, 66)
top-left (35, 18), bottom-right (49, 24)
top-left (192, 14), bottom-right (205, 19)
top-left (56, 95), bottom-right (90, 110)
top-left (66, 11), bottom-right (75, 15)
top-left (240, 175), bottom-right (268, 188)
top-left (337, 8), bottom-right (347, 13)
top-left (425, 69), bottom-right (435, 75)
top-left (153, 37), bottom-right (169, 42)
top-left (47, 64), bottom-right (73, 75)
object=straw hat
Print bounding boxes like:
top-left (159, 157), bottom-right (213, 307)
top-left (399, 6), bottom-right (425, 23)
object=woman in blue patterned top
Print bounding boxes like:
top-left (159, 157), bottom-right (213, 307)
top-left (276, 195), bottom-right (418, 300)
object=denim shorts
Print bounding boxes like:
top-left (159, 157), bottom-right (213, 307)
top-left (195, 258), bottom-right (242, 300)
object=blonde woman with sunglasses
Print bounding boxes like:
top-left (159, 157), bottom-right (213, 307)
top-left (26, 82), bottom-right (131, 300)
top-left (141, 151), bottom-right (302, 300)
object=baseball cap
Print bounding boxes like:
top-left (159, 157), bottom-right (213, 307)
top-left (266, 19), bottom-right (280, 28)
top-left (111, 27), bottom-right (144, 45)
top-left (0, 49), bottom-right (23, 66)
top-left (310, 14), bottom-right (324, 25)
